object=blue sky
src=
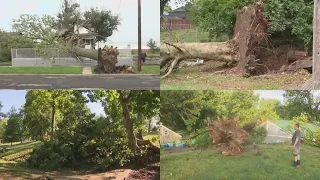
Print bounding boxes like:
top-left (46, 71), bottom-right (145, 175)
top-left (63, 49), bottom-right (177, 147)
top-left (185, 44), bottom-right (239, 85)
top-left (0, 0), bottom-right (160, 49)
top-left (0, 90), bottom-right (105, 115)
top-left (0, 90), bottom-right (287, 114)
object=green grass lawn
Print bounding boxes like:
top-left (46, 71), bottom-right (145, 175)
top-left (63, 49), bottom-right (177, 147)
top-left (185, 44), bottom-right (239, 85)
top-left (161, 144), bottom-right (320, 180)
top-left (161, 64), bottom-right (309, 90)
top-left (133, 65), bottom-right (159, 75)
top-left (161, 29), bottom-right (211, 43)
top-left (0, 66), bottom-right (83, 74)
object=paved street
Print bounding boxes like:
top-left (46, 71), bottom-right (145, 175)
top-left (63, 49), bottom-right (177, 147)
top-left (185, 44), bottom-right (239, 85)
top-left (0, 75), bottom-right (160, 90)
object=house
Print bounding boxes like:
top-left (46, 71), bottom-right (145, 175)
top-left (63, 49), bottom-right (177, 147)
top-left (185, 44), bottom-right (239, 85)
top-left (163, 6), bottom-right (189, 20)
top-left (257, 120), bottom-right (320, 144)
top-left (57, 25), bottom-right (99, 49)
top-left (161, 6), bottom-right (192, 30)
top-left (160, 123), bottom-right (182, 144)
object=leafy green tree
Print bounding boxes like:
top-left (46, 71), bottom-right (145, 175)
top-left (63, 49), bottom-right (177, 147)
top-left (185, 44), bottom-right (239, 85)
top-left (0, 30), bottom-right (35, 61)
top-left (160, 90), bottom-right (205, 132)
top-left (282, 91), bottom-right (320, 122)
top-left (256, 98), bottom-right (280, 121)
top-left (24, 90), bottom-right (75, 140)
top-left (12, 1), bottom-right (120, 58)
top-left (55, 0), bottom-right (81, 29)
top-left (83, 8), bottom-right (120, 42)
top-left (188, 0), bottom-right (313, 48)
top-left (4, 106), bottom-right (23, 145)
top-left (86, 90), bottom-right (160, 156)
top-left (291, 112), bottom-right (308, 128)
top-left (147, 38), bottom-right (159, 53)
top-left (207, 90), bottom-right (259, 126)
top-left (0, 118), bottom-right (8, 141)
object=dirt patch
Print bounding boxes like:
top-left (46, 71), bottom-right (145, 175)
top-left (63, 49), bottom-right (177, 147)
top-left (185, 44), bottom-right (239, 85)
top-left (163, 147), bottom-right (193, 154)
top-left (126, 164), bottom-right (160, 180)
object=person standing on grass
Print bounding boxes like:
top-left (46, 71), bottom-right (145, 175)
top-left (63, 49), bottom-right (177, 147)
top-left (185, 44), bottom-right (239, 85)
top-left (292, 123), bottom-right (301, 167)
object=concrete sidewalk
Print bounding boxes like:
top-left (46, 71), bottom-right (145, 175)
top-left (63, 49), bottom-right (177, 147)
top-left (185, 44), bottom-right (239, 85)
top-left (82, 66), bottom-right (92, 75)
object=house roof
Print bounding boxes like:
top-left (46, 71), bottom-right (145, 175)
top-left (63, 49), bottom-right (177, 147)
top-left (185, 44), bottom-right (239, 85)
top-left (172, 6), bottom-right (187, 12)
top-left (274, 120), bottom-right (320, 132)
top-left (160, 124), bottom-right (182, 138)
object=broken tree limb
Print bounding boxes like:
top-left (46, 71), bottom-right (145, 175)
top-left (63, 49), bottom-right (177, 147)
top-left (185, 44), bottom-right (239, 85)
top-left (160, 41), bottom-right (239, 78)
top-left (137, 139), bottom-right (160, 154)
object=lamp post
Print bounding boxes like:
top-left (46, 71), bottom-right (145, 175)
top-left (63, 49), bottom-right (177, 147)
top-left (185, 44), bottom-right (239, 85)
top-left (138, 0), bottom-right (142, 72)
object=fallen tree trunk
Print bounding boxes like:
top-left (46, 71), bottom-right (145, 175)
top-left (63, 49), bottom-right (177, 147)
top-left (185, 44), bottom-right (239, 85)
top-left (160, 41), bottom-right (239, 79)
top-left (73, 46), bottom-right (98, 60)
top-left (137, 139), bottom-right (160, 154)
top-left (160, 0), bottom-right (269, 79)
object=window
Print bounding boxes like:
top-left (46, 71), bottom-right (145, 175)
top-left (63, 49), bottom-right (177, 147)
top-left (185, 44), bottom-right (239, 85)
top-left (164, 130), bottom-right (168, 136)
top-left (85, 39), bottom-right (91, 44)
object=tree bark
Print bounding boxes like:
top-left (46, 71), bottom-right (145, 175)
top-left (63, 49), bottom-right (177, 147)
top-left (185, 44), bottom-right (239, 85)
top-left (117, 91), bottom-right (139, 156)
top-left (148, 118), bottom-right (151, 133)
top-left (51, 101), bottom-right (56, 140)
top-left (73, 46), bottom-right (98, 60)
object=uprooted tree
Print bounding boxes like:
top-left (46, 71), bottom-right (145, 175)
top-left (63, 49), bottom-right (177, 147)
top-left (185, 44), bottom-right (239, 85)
top-left (208, 119), bottom-right (250, 156)
top-left (161, 1), bottom-right (268, 79)
top-left (161, 0), bottom-right (314, 79)
top-left (12, 0), bottom-right (134, 74)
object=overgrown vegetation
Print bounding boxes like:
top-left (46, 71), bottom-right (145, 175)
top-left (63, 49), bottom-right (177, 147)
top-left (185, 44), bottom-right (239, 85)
top-left (0, 90), bottom-right (160, 175)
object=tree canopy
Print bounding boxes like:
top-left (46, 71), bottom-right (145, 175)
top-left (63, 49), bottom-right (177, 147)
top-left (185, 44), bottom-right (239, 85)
top-left (0, 90), bottom-right (160, 171)
top-left (160, 90), bottom-right (281, 133)
top-left (186, 0), bottom-right (313, 48)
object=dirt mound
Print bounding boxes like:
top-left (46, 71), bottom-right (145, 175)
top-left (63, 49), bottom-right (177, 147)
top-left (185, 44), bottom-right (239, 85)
top-left (126, 164), bottom-right (160, 180)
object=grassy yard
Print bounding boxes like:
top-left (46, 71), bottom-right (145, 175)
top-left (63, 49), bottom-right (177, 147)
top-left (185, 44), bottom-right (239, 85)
top-left (161, 29), bottom-right (211, 43)
top-left (161, 29), bottom-right (230, 43)
top-left (0, 66), bottom-right (83, 74)
top-left (161, 64), bottom-right (309, 90)
top-left (161, 144), bottom-right (320, 180)
top-left (133, 65), bottom-right (159, 75)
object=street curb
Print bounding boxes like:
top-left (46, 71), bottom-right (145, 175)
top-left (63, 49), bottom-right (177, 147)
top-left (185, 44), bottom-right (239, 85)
top-left (0, 74), bottom-right (160, 76)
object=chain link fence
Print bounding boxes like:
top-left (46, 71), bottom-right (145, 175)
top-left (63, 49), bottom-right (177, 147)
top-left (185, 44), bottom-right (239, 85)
top-left (11, 48), bottom-right (133, 67)
top-left (161, 18), bottom-right (211, 43)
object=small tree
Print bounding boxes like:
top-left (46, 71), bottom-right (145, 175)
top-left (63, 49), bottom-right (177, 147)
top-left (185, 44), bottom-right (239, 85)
top-left (290, 112), bottom-right (308, 129)
top-left (4, 107), bottom-right (23, 145)
top-left (146, 38), bottom-right (158, 53)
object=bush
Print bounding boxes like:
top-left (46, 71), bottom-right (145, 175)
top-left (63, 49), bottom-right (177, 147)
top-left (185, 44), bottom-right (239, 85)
top-left (182, 138), bottom-right (195, 147)
top-left (25, 116), bottom-right (132, 170)
top-left (194, 132), bottom-right (213, 149)
top-left (303, 129), bottom-right (320, 148)
top-left (247, 127), bottom-right (268, 145)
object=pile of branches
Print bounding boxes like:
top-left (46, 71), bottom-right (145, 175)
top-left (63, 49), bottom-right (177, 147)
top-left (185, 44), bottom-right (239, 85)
top-left (208, 119), bottom-right (250, 156)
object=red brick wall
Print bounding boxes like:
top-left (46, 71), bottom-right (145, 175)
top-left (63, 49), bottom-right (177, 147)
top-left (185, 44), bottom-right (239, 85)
top-left (161, 18), bottom-right (192, 30)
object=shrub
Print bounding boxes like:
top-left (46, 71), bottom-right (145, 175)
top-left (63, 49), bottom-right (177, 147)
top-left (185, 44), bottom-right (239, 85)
top-left (194, 132), bottom-right (213, 149)
top-left (247, 127), bottom-right (268, 145)
top-left (182, 138), bottom-right (195, 147)
top-left (25, 116), bottom-right (131, 170)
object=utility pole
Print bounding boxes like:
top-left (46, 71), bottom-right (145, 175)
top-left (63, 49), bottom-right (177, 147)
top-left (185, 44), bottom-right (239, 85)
top-left (138, 0), bottom-right (142, 72)
top-left (313, 0), bottom-right (320, 89)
